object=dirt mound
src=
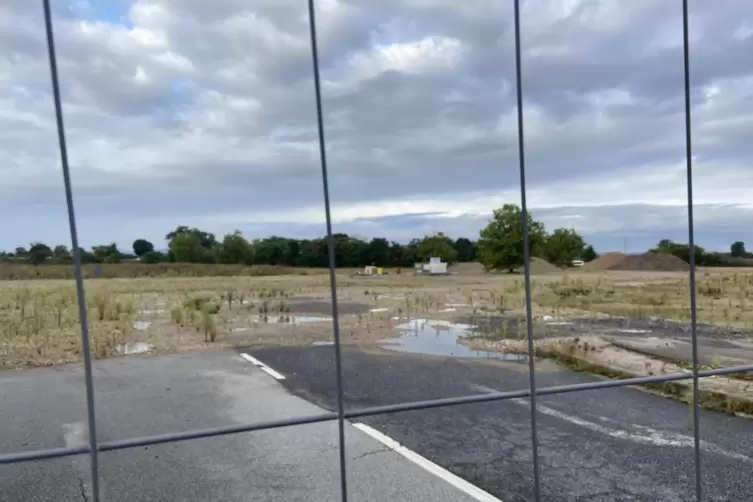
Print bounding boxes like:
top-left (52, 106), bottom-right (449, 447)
top-left (583, 252), bottom-right (627, 271)
top-left (450, 262), bottom-right (486, 275)
top-left (607, 252), bottom-right (689, 272)
top-left (526, 257), bottom-right (561, 274)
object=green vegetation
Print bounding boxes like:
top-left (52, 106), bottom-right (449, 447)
top-left (0, 204), bottom-right (749, 273)
top-left (476, 204), bottom-right (577, 272)
top-left (650, 238), bottom-right (753, 267)
top-left (0, 212), bottom-right (592, 271)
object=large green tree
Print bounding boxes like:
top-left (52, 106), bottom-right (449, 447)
top-left (28, 242), bottom-right (53, 265)
top-left (476, 204), bottom-right (547, 272)
top-left (365, 238), bottom-right (390, 266)
top-left (53, 245), bottom-right (70, 260)
top-left (582, 245), bottom-right (598, 262)
top-left (651, 239), bottom-right (705, 264)
top-left (543, 228), bottom-right (586, 267)
top-left (730, 241), bottom-right (747, 258)
top-left (132, 239), bottom-right (154, 257)
top-left (453, 237), bottom-right (476, 262)
top-left (166, 227), bottom-right (217, 263)
top-left (92, 243), bottom-right (120, 263)
top-left (218, 231), bottom-right (253, 264)
top-left (169, 232), bottom-right (207, 263)
top-left (416, 232), bottom-right (458, 264)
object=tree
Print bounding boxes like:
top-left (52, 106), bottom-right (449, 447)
top-left (582, 245), bottom-right (598, 262)
top-left (141, 251), bottom-right (164, 264)
top-left (365, 238), bottom-right (390, 266)
top-left (92, 243), bottom-right (119, 263)
top-left (132, 239), bottom-right (154, 257)
top-left (476, 204), bottom-right (547, 272)
top-left (543, 228), bottom-right (586, 267)
top-left (453, 237), bottom-right (476, 262)
top-left (731, 241), bottom-right (747, 258)
top-left (165, 226), bottom-right (216, 250)
top-left (218, 231), bottom-right (253, 264)
top-left (53, 245), bottom-right (70, 260)
top-left (169, 232), bottom-right (206, 263)
top-left (166, 227), bottom-right (218, 263)
top-left (28, 242), bottom-right (53, 265)
top-left (650, 239), bottom-right (705, 264)
top-left (416, 232), bottom-right (458, 264)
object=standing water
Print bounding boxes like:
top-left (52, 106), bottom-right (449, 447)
top-left (379, 318), bottom-right (527, 361)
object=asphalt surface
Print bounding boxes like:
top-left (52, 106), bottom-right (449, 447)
top-left (247, 345), bottom-right (753, 502)
top-left (0, 351), bottom-right (476, 502)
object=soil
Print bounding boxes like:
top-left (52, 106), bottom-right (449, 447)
top-left (582, 252), bottom-right (627, 271)
top-left (457, 313), bottom-right (753, 341)
top-left (526, 257), bottom-right (561, 274)
top-left (449, 262), bottom-right (486, 275)
top-left (448, 259), bottom-right (561, 275)
top-left (607, 252), bottom-right (689, 272)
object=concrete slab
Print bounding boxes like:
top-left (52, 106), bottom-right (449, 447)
top-left (0, 351), bottom-right (477, 502)
top-left (606, 335), bottom-right (753, 367)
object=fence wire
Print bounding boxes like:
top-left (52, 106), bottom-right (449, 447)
top-left (0, 0), bottom-right (720, 501)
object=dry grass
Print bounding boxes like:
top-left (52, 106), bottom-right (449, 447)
top-left (4, 267), bottom-right (753, 371)
top-left (0, 263), bottom-right (331, 280)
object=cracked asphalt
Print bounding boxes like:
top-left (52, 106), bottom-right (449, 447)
top-left (0, 351), bottom-right (475, 502)
top-left (247, 344), bottom-right (753, 502)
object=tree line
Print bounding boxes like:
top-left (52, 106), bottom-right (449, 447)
top-left (0, 204), bottom-right (747, 270)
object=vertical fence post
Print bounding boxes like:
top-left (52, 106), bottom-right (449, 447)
top-left (512, 1), bottom-right (542, 499)
top-left (681, 0), bottom-right (702, 500)
top-left (41, 1), bottom-right (101, 501)
top-left (305, 0), bottom-right (349, 500)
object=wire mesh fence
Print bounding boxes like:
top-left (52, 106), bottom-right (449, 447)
top-left (2, 0), bottom-right (750, 501)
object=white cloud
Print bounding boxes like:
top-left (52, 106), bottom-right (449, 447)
top-left (0, 0), bottom-right (753, 253)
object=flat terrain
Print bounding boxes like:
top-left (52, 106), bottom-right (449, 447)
top-left (4, 266), bottom-right (753, 500)
top-left (247, 344), bottom-right (753, 502)
top-left (0, 351), bottom-right (477, 502)
top-left (5, 267), bottom-right (753, 371)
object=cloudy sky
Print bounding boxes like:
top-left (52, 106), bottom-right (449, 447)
top-left (2, 0), bottom-right (753, 254)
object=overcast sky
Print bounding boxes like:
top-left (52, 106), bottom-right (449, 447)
top-left (2, 0), bottom-right (753, 254)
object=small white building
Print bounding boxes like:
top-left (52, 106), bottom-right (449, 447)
top-left (415, 257), bottom-right (448, 275)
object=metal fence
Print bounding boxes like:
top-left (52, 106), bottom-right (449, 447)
top-left (2, 0), bottom-right (752, 501)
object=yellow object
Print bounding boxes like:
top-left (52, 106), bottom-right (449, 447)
top-left (377, 268), bottom-right (383, 275)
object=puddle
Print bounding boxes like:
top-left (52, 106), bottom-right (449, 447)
top-left (313, 341), bottom-right (335, 346)
top-left (445, 303), bottom-right (468, 307)
top-left (379, 318), bottom-right (528, 360)
top-left (438, 308), bottom-right (457, 312)
top-left (546, 321), bottom-right (574, 326)
top-left (139, 309), bottom-right (165, 315)
top-left (370, 308), bottom-right (389, 313)
top-left (117, 342), bottom-right (152, 355)
top-left (617, 329), bottom-right (652, 334)
top-left (255, 315), bottom-right (331, 324)
top-left (377, 294), bottom-right (406, 300)
top-left (133, 321), bottom-right (151, 331)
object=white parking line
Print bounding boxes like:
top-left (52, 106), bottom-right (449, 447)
top-left (240, 353), bottom-right (263, 365)
top-left (240, 353), bottom-right (286, 380)
top-left (352, 423), bottom-right (504, 502)
top-left (259, 365), bottom-right (286, 380)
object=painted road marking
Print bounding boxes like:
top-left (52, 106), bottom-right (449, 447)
top-left (352, 423), bottom-right (504, 502)
top-left (470, 384), bottom-right (753, 463)
top-left (259, 365), bottom-right (286, 380)
top-left (240, 353), bottom-right (286, 380)
top-left (240, 353), bottom-right (263, 366)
